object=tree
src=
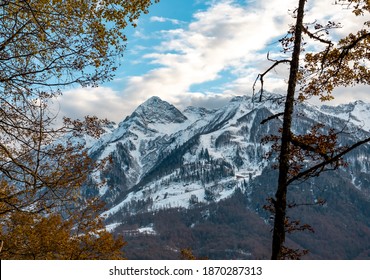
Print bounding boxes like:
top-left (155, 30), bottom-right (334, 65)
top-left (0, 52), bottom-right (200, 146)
top-left (0, 199), bottom-right (126, 259)
top-left (256, 0), bottom-right (370, 259)
top-left (0, 0), bottom-right (159, 258)
top-left (180, 248), bottom-right (208, 260)
top-left (0, 0), bottom-right (159, 91)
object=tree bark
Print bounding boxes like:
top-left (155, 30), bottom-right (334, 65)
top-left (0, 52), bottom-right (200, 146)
top-left (271, 0), bottom-right (306, 260)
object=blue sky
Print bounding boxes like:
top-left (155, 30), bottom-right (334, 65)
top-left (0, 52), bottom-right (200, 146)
top-left (58, 0), bottom-right (369, 123)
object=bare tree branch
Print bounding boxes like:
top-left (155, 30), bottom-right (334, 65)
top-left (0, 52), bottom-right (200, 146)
top-left (253, 53), bottom-right (290, 102)
top-left (288, 136), bottom-right (370, 185)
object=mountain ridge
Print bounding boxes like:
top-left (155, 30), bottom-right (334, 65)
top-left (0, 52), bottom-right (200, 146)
top-left (81, 94), bottom-right (370, 259)
top-left (86, 93), bottom-right (370, 211)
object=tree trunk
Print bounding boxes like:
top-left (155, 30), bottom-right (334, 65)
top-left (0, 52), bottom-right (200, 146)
top-left (271, 0), bottom-right (306, 260)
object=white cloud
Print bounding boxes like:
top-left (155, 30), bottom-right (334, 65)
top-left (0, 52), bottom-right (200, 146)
top-left (150, 16), bottom-right (167, 23)
top-left (121, 0), bottom-right (296, 109)
top-left (150, 16), bottom-right (183, 25)
top-left (59, 0), bottom-right (369, 122)
top-left (132, 29), bottom-right (151, 40)
top-left (56, 87), bottom-right (131, 123)
top-left (125, 0), bottom-right (367, 110)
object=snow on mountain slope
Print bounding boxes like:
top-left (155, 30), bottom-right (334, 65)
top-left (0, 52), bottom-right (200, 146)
top-left (82, 94), bottom-right (370, 221)
top-left (320, 100), bottom-right (370, 132)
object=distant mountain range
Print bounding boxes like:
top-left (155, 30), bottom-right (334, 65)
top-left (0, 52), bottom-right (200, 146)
top-left (81, 93), bottom-right (370, 259)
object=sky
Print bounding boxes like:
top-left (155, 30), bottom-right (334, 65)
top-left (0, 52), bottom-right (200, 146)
top-left (57, 0), bottom-right (369, 123)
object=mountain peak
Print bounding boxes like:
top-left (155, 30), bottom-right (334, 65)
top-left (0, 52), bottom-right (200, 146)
top-left (131, 96), bottom-right (187, 124)
top-left (142, 96), bottom-right (164, 106)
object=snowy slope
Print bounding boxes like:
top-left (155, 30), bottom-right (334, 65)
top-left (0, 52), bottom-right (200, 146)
top-left (320, 100), bottom-right (370, 132)
top-left (80, 94), bottom-right (370, 222)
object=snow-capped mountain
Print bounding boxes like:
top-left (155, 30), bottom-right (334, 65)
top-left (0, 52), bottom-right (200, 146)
top-left (83, 94), bottom-right (370, 259)
top-left (87, 94), bottom-right (369, 213)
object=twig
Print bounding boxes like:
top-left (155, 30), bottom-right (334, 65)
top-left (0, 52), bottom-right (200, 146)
top-left (253, 53), bottom-right (290, 102)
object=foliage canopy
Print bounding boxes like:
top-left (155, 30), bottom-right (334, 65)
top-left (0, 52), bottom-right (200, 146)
top-left (0, 0), bottom-right (159, 259)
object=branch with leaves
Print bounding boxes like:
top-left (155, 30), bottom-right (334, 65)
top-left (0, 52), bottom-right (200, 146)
top-left (256, 0), bottom-right (370, 259)
top-left (0, 0), bottom-right (160, 259)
